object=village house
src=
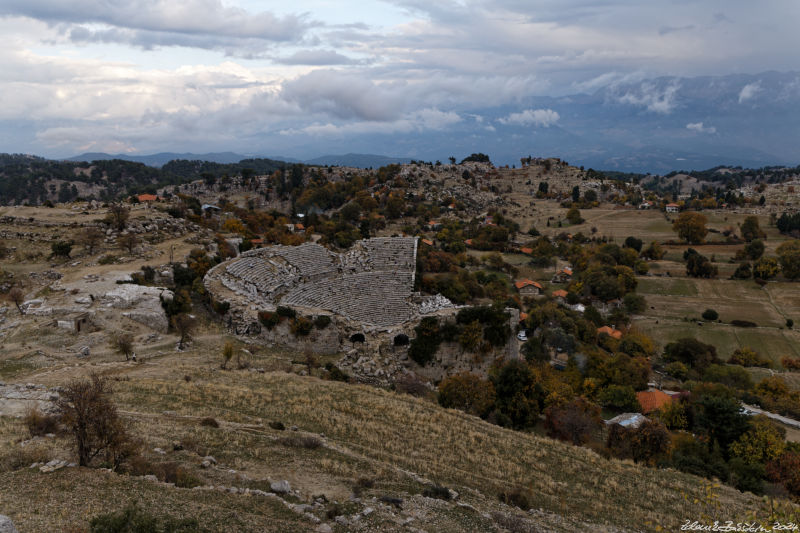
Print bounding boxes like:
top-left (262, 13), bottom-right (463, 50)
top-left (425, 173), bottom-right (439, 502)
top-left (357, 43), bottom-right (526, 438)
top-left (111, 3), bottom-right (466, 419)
top-left (552, 289), bottom-right (568, 302)
top-left (514, 279), bottom-right (544, 297)
top-left (597, 325), bottom-right (623, 340)
top-left (665, 203), bottom-right (680, 213)
top-left (137, 193), bottom-right (160, 203)
top-left (636, 390), bottom-right (675, 415)
top-left (551, 267), bottom-right (573, 283)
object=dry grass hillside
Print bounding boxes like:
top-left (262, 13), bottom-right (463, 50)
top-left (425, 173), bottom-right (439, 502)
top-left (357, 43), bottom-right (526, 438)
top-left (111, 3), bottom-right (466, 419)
top-left (0, 335), bottom-right (773, 532)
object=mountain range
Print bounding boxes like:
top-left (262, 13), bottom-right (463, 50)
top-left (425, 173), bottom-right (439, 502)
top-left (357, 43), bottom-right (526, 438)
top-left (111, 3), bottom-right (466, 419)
top-left (68, 152), bottom-right (411, 169)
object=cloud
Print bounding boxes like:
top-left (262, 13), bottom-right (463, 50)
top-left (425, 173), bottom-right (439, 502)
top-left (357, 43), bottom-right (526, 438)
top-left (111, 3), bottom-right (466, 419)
top-left (280, 108), bottom-right (462, 136)
top-left (1, 0), bottom-right (316, 54)
top-left (658, 24), bottom-right (695, 35)
top-left (498, 108), bottom-right (560, 127)
top-left (686, 122), bottom-right (716, 134)
top-left (738, 81), bottom-right (762, 103)
top-left (615, 81), bottom-right (681, 114)
top-left (272, 50), bottom-right (358, 66)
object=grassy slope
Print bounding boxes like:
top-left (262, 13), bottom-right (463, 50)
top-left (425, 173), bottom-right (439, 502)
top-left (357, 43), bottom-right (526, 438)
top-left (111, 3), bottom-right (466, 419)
top-left (0, 350), bottom-right (767, 532)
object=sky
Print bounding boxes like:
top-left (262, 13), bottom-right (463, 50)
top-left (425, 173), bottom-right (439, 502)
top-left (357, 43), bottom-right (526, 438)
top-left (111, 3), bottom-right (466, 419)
top-left (1, 0), bottom-right (798, 160)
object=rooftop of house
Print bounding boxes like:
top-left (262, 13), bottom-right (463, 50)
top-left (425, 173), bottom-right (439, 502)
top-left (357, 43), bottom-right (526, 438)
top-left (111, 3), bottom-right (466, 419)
top-left (636, 390), bottom-right (674, 414)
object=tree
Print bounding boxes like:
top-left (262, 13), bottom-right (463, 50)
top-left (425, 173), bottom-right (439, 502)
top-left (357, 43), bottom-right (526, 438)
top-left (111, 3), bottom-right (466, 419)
top-left (607, 420), bottom-right (670, 465)
top-left (172, 313), bottom-right (196, 350)
top-left (598, 385), bottom-right (641, 412)
top-left (730, 415), bottom-right (786, 465)
top-left (8, 287), bottom-right (24, 314)
top-left (118, 233), bottom-right (140, 254)
top-left (663, 337), bottom-right (718, 371)
top-left (106, 202), bottom-right (130, 231)
top-left (491, 359), bottom-right (542, 429)
top-left (693, 394), bottom-right (749, 452)
top-left (437, 372), bottom-right (496, 418)
top-left (544, 396), bottom-right (602, 445)
top-left (766, 451), bottom-right (800, 496)
top-left (684, 248), bottom-right (717, 278)
top-left (655, 399), bottom-right (687, 430)
top-left (701, 309), bottom-right (718, 321)
top-left (624, 236), bottom-right (643, 252)
top-left (111, 332), bottom-right (135, 361)
top-left (672, 212), bottom-right (708, 244)
top-left (728, 347), bottom-right (770, 368)
top-left (740, 216), bottom-right (765, 242)
top-left (56, 375), bottom-right (131, 468)
top-left (777, 240), bottom-right (800, 280)
top-left (458, 320), bottom-right (483, 352)
top-left (571, 185), bottom-right (580, 203)
top-left (742, 239), bottom-right (764, 260)
top-left (641, 241), bottom-right (665, 260)
top-left (753, 257), bottom-right (780, 280)
top-left (565, 207), bottom-right (583, 225)
top-left (82, 227), bottom-right (104, 255)
top-left (622, 293), bottom-right (646, 314)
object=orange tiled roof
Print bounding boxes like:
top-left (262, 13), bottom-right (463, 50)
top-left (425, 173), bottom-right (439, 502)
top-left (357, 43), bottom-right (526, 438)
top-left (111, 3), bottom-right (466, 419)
top-left (515, 279), bottom-right (543, 290)
top-left (597, 326), bottom-right (623, 340)
top-left (520, 247), bottom-right (533, 254)
top-left (295, 223), bottom-right (305, 231)
top-left (464, 239), bottom-right (473, 246)
top-left (421, 238), bottom-right (434, 246)
top-left (137, 194), bottom-right (158, 202)
top-left (636, 390), bottom-right (674, 414)
top-left (552, 289), bottom-right (568, 298)
top-left (519, 312), bottom-right (528, 322)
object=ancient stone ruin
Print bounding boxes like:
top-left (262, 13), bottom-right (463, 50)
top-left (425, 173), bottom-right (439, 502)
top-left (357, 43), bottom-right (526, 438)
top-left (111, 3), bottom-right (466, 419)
top-left (204, 237), bottom-right (447, 328)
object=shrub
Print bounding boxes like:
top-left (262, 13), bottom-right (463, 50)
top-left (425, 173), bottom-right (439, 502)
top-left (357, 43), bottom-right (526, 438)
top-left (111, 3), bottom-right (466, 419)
top-left (499, 488), bottom-right (530, 510)
top-left (701, 309), bottom-right (719, 321)
top-left (276, 306), bottom-right (296, 319)
top-left (730, 320), bottom-right (757, 328)
top-left (422, 484), bottom-right (451, 500)
top-left (665, 361), bottom-right (689, 380)
top-left (89, 503), bottom-right (200, 533)
top-left (728, 348), bottom-right (770, 368)
top-left (24, 408), bottom-right (60, 437)
top-left (324, 363), bottom-right (350, 382)
top-left (781, 357), bottom-right (800, 371)
top-left (290, 316), bottom-right (313, 337)
top-left (51, 240), bottom-right (73, 258)
top-left (258, 311), bottom-right (280, 330)
top-left (314, 315), bottom-right (332, 329)
top-left (199, 417), bottom-right (219, 428)
top-left (269, 421), bottom-right (286, 431)
top-left (0, 445), bottom-right (49, 473)
top-left (221, 342), bottom-right (233, 370)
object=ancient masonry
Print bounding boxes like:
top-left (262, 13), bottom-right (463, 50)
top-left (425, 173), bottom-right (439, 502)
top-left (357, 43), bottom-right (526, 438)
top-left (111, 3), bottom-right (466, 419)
top-left (204, 237), bottom-right (454, 328)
